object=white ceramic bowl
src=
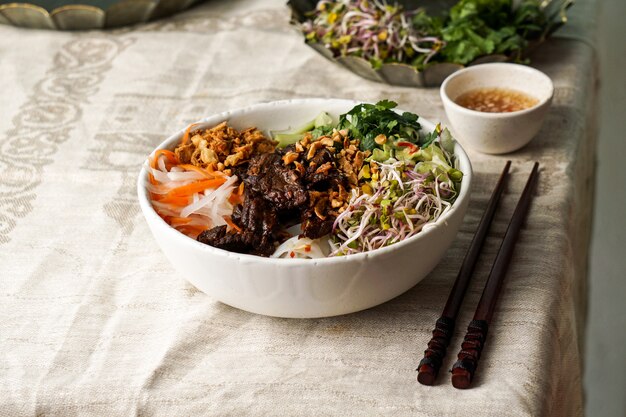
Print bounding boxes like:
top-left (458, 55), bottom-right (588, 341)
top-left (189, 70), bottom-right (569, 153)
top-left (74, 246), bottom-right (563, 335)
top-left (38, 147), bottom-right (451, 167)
top-left (137, 99), bottom-right (473, 318)
top-left (441, 63), bottom-right (554, 154)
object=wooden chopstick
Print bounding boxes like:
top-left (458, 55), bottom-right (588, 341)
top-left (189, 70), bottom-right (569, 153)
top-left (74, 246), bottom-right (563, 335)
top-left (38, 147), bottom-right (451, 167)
top-left (451, 162), bottom-right (540, 389)
top-left (417, 161), bottom-right (511, 385)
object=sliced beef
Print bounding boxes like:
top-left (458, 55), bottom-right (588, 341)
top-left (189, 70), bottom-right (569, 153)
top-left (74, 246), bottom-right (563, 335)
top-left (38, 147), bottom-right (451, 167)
top-left (306, 170), bottom-right (346, 192)
top-left (238, 189), bottom-right (277, 256)
top-left (197, 142), bottom-right (348, 257)
top-left (301, 208), bottom-right (334, 239)
top-left (303, 148), bottom-right (333, 185)
top-left (198, 190), bottom-right (279, 256)
top-left (304, 148), bottom-right (347, 192)
top-left (281, 143), bottom-right (298, 155)
top-left (230, 163), bottom-right (250, 183)
top-left (245, 153), bottom-right (308, 211)
top-left (231, 203), bottom-right (243, 225)
top-left (197, 225), bottom-right (250, 254)
top-left (307, 147), bottom-right (334, 169)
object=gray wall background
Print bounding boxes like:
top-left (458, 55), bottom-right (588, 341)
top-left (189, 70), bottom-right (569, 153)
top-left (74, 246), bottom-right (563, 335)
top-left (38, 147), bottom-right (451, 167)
top-left (585, 0), bottom-right (626, 416)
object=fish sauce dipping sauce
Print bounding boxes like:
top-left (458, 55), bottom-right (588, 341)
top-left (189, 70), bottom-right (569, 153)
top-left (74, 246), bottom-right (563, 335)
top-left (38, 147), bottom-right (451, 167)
top-left (455, 88), bottom-right (539, 113)
top-left (441, 63), bottom-right (554, 154)
top-left (137, 99), bottom-right (472, 318)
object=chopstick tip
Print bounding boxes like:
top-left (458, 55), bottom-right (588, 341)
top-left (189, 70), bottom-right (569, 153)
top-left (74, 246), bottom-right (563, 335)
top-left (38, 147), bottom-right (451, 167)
top-left (450, 367), bottom-right (472, 389)
top-left (417, 366), bottom-right (436, 386)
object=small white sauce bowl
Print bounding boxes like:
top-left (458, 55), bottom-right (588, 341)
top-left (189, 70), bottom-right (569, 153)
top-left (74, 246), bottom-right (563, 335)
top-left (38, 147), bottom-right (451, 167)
top-left (441, 63), bottom-right (554, 154)
top-left (137, 99), bottom-right (473, 318)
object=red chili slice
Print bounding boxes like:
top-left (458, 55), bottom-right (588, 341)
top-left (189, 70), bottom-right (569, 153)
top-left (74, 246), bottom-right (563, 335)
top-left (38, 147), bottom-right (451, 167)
top-left (397, 141), bottom-right (419, 153)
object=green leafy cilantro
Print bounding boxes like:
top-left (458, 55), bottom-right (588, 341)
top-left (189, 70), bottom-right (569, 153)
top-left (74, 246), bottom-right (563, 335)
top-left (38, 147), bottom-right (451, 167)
top-left (302, 0), bottom-right (555, 71)
top-left (338, 101), bottom-right (422, 152)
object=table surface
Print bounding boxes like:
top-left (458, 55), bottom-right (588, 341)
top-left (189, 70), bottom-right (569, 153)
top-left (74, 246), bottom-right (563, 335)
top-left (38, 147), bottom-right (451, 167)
top-left (0, 1), bottom-right (598, 415)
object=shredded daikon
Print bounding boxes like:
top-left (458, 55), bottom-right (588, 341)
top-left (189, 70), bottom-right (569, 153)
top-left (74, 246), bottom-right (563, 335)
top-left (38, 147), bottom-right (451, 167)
top-left (147, 152), bottom-right (240, 238)
top-left (180, 176), bottom-right (238, 218)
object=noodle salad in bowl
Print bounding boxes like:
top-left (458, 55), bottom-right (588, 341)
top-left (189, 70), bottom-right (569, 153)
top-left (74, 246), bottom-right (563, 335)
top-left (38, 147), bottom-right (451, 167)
top-left (145, 100), bottom-right (462, 259)
top-left (137, 99), bottom-right (471, 317)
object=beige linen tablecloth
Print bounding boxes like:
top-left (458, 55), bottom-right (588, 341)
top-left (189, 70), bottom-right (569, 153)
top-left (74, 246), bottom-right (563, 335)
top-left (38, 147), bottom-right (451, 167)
top-left (0, 1), bottom-right (597, 415)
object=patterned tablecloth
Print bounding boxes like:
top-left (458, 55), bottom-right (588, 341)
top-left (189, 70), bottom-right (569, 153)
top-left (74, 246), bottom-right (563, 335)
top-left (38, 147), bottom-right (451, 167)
top-left (0, 1), bottom-right (598, 415)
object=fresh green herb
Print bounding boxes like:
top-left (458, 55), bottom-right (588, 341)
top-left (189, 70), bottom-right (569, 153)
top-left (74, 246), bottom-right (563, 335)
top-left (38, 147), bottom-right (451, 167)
top-left (338, 100), bottom-right (422, 152)
top-left (439, 0), bottom-right (535, 64)
top-left (420, 130), bottom-right (439, 149)
top-left (300, 0), bottom-right (558, 71)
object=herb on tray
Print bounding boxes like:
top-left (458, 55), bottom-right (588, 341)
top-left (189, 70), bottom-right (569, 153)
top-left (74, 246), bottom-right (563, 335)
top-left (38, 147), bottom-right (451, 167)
top-left (300, 0), bottom-right (553, 71)
top-left (440, 0), bottom-right (546, 64)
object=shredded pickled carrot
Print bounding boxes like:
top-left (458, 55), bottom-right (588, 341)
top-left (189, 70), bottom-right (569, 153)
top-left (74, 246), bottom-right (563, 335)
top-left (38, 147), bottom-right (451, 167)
top-left (228, 193), bottom-right (243, 205)
top-left (167, 178), bottom-right (227, 197)
top-left (147, 124), bottom-right (246, 239)
top-left (227, 182), bottom-right (245, 205)
top-left (155, 194), bottom-right (191, 206)
top-left (150, 149), bottom-right (179, 169)
top-left (224, 216), bottom-right (242, 233)
top-left (180, 123), bottom-right (200, 145)
top-left (177, 224), bottom-right (208, 238)
top-left (168, 216), bottom-right (194, 226)
top-left (177, 164), bottom-right (216, 178)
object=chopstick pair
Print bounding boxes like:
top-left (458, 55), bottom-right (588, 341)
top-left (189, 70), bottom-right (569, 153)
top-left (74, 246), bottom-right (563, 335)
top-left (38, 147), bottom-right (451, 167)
top-left (416, 160), bottom-right (539, 388)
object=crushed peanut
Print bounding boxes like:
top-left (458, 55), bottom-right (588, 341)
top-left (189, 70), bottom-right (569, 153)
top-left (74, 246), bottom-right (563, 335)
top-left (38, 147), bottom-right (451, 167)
top-left (306, 141), bottom-right (324, 160)
top-left (319, 137), bottom-right (334, 147)
top-left (374, 134), bottom-right (387, 145)
top-left (315, 162), bottom-right (333, 175)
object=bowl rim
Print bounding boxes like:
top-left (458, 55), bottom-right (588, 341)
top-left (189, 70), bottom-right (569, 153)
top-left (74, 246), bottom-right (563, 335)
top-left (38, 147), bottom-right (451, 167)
top-left (136, 98), bottom-right (473, 266)
top-left (440, 62), bottom-right (555, 119)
